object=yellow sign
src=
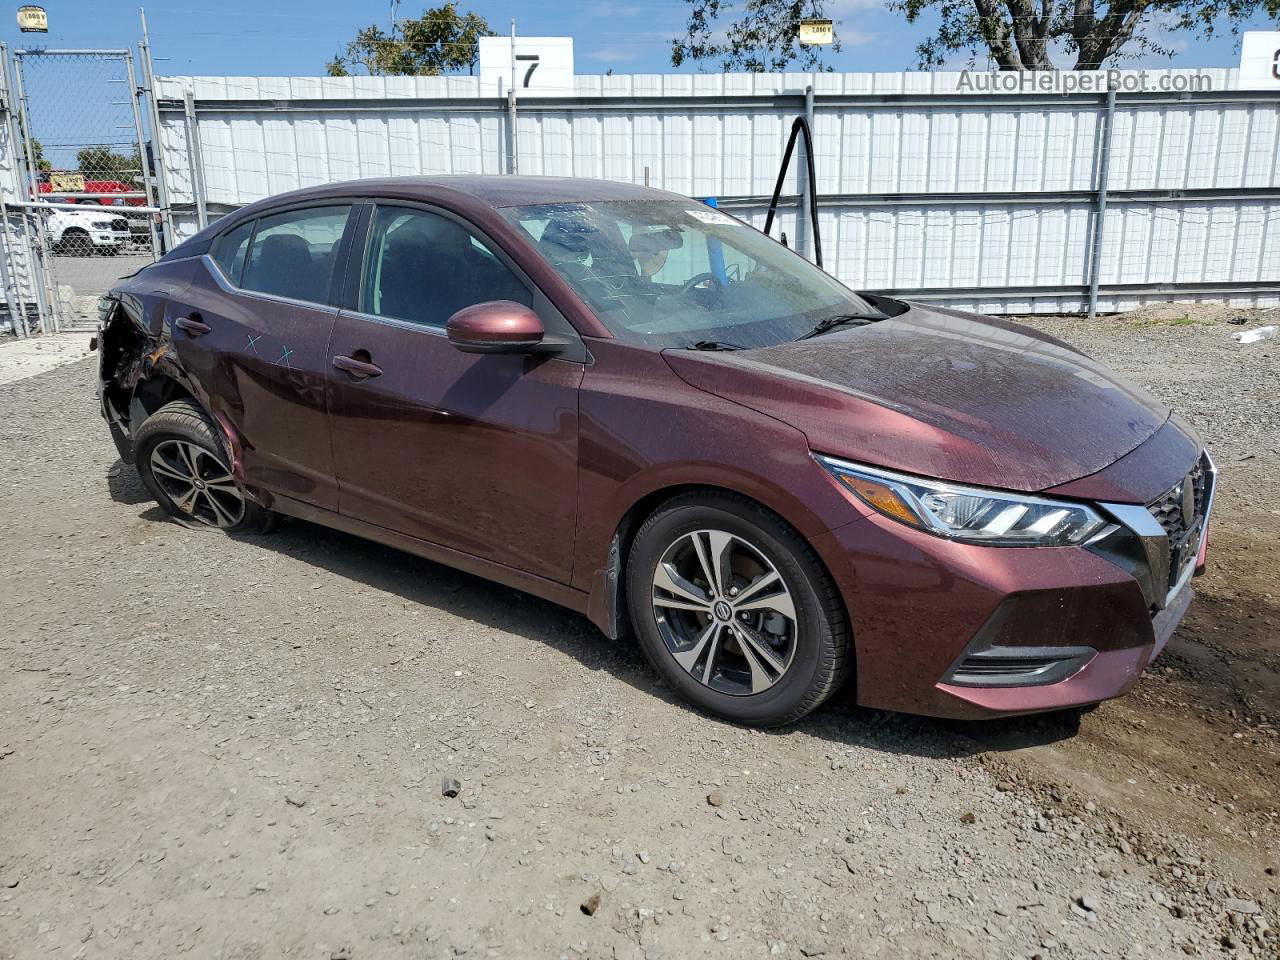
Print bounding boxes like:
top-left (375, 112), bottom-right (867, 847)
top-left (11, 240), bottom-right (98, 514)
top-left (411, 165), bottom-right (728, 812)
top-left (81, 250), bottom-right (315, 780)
top-left (16, 5), bottom-right (47, 32)
top-left (50, 172), bottom-right (86, 193)
top-left (799, 19), bottom-right (833, 45)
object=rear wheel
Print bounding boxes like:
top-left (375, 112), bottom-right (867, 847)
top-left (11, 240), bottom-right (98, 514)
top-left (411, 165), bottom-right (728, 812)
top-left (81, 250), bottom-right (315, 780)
top-left (626, 491), bottom-right (851, 727)
top-left (134, 399), bottom-right (272, 533)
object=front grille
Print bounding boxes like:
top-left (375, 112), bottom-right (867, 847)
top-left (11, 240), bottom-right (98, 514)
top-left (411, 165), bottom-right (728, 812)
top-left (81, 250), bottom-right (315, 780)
top-left (1147, 456), bottom-right (1206, 538)
top-left (110, 217), bottom-right (129, 233)
top-left (1146, 453), bottom-right (1212, 594)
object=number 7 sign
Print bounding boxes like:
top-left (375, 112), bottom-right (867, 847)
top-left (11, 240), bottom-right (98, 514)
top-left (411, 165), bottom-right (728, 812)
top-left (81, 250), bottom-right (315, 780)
top-left (516, 53), bottom-right (540, 88)
top-left (479, 37), bottom-right (575, 97)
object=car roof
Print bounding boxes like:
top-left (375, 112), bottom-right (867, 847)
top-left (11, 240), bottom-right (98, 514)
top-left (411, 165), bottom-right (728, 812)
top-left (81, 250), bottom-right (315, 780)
top-left (158, 175), bottom-right (699, 266)
top-left (264, 175), bottom-right (691, 209)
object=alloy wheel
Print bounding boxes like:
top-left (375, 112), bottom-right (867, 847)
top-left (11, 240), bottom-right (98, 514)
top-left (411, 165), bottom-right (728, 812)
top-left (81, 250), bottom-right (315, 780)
top-left (63, 232), bottom-right (92, 257)
top-left (149, 439), bottom-right (246, 528)
top-left (651, 529), bottom-right (798, 696)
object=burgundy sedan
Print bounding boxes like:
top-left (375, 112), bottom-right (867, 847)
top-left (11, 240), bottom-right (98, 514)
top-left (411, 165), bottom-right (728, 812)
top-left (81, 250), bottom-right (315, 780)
top-left (95, 177), bottom-right (1214, 726)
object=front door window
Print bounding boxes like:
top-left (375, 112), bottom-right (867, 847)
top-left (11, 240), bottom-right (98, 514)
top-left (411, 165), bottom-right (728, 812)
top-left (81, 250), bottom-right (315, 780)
top-left (360, 205), bottom-right (531, 326)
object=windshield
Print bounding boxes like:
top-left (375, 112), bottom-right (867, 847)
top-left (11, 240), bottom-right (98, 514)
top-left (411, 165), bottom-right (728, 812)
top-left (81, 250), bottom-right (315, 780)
top-left (499, 200), bottom-right (873, 349)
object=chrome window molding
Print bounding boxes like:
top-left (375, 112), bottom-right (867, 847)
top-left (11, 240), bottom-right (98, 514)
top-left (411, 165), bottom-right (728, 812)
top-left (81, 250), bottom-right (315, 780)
top-left (339, 308), bottom-right (449, 337)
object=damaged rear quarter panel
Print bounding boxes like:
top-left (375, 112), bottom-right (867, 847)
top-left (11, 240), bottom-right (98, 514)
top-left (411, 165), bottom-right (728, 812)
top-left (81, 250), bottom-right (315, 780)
top-left (98, 259), bottom-right (206, 462)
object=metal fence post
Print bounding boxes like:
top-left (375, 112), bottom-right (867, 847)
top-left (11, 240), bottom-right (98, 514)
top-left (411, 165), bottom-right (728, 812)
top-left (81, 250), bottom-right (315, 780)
top-left (124, 51), bottom-right (161, 254)
top-left (0, 43), bottom-right (28, 336)
top-left (507, 19), bottom-right (518, 175)
top-left (9, 51), bottom-right (38, 204)
top-left (182, 88), bottom-right (208, 229)
top-left (1087, 84), bottom-right (1117, 318)
top-left (8, 52), bottom-right (55, 333)
top-left (139, 9), bottom-right (174, 250)
top-left (0, 201), bottom-right (29, 337)
top-left (797, 83), bottom-right (815, 262)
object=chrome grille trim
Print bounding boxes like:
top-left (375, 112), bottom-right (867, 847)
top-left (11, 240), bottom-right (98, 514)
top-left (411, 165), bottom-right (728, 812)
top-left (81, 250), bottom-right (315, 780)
top-left (1147, 456), bottom-right (1207, 539)
top-left (1099, 450), bottom-right (1216, 612)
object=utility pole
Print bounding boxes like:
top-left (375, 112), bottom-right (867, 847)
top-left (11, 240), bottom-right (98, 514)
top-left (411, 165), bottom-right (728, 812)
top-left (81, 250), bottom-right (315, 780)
top-left (508, 19), bottom-right (518, 175)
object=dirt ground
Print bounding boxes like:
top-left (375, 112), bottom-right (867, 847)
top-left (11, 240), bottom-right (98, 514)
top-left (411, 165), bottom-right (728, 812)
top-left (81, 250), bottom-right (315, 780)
top-left (0, 304), bottom-right (1277, 959)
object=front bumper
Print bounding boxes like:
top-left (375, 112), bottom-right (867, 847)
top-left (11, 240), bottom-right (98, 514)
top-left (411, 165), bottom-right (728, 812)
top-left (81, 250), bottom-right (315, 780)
top-left (808, 463), bottom-right (1211, 720)
top-left (90, 230), bottom-right (128, 248)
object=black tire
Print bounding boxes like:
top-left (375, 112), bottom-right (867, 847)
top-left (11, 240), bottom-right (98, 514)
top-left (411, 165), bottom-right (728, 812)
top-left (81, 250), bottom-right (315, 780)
top-left (61, 228), bottom-right (92, 257)
top-left (625, 491), bottom-right (852, 727)
top-left (134, 398), bottom-right (273, 533)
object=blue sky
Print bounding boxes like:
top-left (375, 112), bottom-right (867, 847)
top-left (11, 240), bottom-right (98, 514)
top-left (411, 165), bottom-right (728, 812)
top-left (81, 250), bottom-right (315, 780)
top-left (4, 0), bottom-right (1276, 75)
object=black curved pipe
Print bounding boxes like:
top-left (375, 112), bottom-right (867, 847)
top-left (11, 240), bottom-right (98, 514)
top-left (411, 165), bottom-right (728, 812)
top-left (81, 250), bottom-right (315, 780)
top-left (763, 116), bottom-right (823, 270)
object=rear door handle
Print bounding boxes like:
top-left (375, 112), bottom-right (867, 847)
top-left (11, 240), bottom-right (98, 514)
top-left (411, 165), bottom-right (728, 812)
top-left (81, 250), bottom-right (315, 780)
top-left (175, 316), bottom-right (210, 336)
top-left (333, 354), bottom-right (383, 379)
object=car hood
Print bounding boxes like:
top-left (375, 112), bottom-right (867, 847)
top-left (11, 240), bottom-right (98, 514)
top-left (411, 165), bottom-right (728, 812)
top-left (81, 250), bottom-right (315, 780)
top-left (53, 210), bottom-right (109, 226)
top-left (662, 303), bottom-right (1171, 492)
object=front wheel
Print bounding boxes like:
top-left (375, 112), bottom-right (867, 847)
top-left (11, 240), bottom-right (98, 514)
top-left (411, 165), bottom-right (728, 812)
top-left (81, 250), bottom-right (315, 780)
top-left (60, 228), bottom-right (92, 257)
top-left (625, 492), bottom-right (852, 727)
top-left (134, 399), bottom-right (273, 533)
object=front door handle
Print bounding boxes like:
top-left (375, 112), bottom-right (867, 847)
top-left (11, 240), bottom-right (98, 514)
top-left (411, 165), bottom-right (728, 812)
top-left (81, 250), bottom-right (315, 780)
top-left (175, 315), bottom-right (210, 336)
top-left (333, 354), bottom-right (383, 379)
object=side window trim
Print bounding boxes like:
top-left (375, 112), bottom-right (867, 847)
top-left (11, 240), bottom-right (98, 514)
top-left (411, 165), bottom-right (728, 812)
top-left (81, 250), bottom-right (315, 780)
top-left (239, 219), bottom-right (259, 288)
top-left (209, 217), bottom-right (257, 288)
top-left (336, 202), bottom-right (372, 313)
top-left (342, 199), bottom-right (586, 362)
top-left (209, 200), bottom-right (362, 310)
top-left (355, 201), bottom-right (537, 329)
top-left (325, 201), bottom-right (369, 309)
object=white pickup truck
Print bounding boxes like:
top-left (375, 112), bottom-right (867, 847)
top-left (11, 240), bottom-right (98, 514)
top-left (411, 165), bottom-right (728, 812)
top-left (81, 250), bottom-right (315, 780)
top-left (46, 208), bottom-right (131, 256)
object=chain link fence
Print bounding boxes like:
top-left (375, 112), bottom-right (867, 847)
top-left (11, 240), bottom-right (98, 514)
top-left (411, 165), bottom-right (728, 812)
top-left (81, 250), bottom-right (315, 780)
top-left (10, 49), bottom-right (161, 331)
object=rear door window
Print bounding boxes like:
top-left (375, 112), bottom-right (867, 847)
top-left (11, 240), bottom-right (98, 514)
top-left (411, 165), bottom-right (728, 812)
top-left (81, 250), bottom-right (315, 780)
top-left (240, 205), bottom-right (353, 304)
top-left (211, 219), bottom-right (254, 285)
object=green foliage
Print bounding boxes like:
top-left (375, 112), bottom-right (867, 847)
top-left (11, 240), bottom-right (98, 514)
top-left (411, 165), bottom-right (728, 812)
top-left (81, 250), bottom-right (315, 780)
top-left (327, 3), bottom-right (493, 77)
top-left (76, 147), bottom-right (142, 187)
top-left (674, 0), bottom-right (1280, 72)
top-left (30, 137), bottom-right (51, 172)
top-left (672, 0), bottom-right (840, 72)
top-left (888, 0), bottom-right (1280, 70)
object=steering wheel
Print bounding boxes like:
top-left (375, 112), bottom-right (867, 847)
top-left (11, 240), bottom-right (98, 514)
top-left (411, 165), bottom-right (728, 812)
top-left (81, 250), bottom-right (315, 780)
top-left (679, 272), bottom-right (719, 296)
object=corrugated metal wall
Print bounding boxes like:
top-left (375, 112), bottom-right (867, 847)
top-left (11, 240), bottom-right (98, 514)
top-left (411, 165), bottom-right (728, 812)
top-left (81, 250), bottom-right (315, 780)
top-left (155, 69), bottom-right (1280, 314)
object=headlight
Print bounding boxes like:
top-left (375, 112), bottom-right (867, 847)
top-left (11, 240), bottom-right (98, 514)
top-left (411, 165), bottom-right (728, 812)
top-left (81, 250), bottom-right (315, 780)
top-left (815, 454), bottom-right (1107, 547)
top-left (91, 220), bottom-right (111, 229)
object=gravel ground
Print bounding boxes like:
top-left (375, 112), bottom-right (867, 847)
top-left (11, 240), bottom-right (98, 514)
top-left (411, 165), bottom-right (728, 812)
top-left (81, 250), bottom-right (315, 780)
top-left (0, 304), bottom-right (1276, 959)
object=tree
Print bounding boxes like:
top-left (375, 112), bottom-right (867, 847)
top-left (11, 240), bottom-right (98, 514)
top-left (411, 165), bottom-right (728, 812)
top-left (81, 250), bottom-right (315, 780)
top-left (891, 0), bottom-right (1280, 70)
top-left (76, 147), bottom-right (141, 187)
top-left (672, 0), bottom-right (841, 72)
top-left (673, 0), bottom-right (1280, 72)
top-left (30, 137), bottom-right (51, 172)
top-left (327, 2), bottom-right (493, 77)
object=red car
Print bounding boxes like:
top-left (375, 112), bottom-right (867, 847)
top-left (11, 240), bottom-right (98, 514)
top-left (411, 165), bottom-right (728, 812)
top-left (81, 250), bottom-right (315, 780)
top-left (39, 176), bottom-right (145, 207)
top-left (95, 177), bottom-right (1214, 726)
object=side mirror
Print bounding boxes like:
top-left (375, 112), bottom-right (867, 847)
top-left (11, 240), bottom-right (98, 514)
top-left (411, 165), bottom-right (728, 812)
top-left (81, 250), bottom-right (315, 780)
top-left (446, 300), bottom-right (547, 354)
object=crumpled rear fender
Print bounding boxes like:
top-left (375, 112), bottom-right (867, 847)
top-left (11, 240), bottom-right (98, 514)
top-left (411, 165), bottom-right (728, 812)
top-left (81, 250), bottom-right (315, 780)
top-left (97, 289), bottom-right (242, 485)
